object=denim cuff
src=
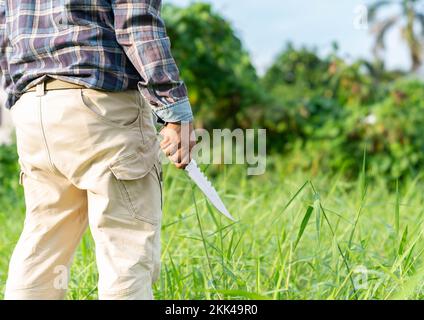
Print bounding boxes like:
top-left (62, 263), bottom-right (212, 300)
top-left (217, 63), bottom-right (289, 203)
top-left (153, 98), bottom-right (193, 123)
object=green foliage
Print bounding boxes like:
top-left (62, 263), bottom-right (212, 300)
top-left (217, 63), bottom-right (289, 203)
top-left (261, 45), bottom-right (388, 149)
top-left (262, 43), bottom-right (424, 180)
top-left (161, 3), bottom-right (423, 181)
top-left (361, 79), bottom-right (424, 178)
top-left (274, 76), bottom-right (424, 179)
top-left (0, 143), bottom-right (20, 200)
top-left (163, 3), bottom-right (264, 129)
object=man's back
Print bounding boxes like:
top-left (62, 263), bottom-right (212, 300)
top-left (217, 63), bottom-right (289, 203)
top-left (0, 0), bottom-right (193, 123)
top-left (3, 0), bottom-right (139, 107)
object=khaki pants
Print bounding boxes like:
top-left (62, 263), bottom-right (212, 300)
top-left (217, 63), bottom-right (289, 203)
top-left (4, 85), bottom-right (162, 300)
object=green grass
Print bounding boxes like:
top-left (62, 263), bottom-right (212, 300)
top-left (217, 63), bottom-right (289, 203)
top-left (2, 156), bottom-right (424, 300)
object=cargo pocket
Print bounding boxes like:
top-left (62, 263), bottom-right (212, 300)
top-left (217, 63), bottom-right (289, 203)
top-left (109, 152), bottom-right (162, 225)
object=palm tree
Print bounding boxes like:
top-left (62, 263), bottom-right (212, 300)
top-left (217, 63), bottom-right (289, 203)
top-left (368, 0), bottom-right (424, 72)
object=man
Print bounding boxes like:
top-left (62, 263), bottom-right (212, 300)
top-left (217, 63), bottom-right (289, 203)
top-left (0, 0), bottom-right (196, 300)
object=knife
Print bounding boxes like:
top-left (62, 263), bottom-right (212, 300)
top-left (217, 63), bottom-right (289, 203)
top-left (185, 159), bottom-right (235, 221)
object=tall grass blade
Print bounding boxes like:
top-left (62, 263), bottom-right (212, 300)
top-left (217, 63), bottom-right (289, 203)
top-left (294, 205), bottom-right (314, 249)
top-left (398, 226), bottom-right (408, 256)
top-left (309, 181), bottom-right (358, 299)
top-left (281, 180), bottom-right (308, 215)
top-left (348, 146), bottom-right (368, 248)
top-left (190, 184), bottom-right (218, 296)
top-left (395, 179), bottom-right (400, 237)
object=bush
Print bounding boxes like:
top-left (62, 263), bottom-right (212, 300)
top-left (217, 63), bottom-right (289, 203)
top-left (262, 44), bottom-right (424, 179)
top-left (262, 45), bottom-right (390, 150)
top-left (359, 79), bottom-right (424, 178)
top-left (0, 143), bottom-right (21, 200)
top-left (282, 79), bottom-right (424, 179)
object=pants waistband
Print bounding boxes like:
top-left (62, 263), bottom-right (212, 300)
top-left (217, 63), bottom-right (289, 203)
top-left (26, 79), bottom-right (86, 97)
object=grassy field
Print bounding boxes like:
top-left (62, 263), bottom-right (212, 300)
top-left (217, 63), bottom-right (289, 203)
top-left (2, 156), bottom-right (424, 300)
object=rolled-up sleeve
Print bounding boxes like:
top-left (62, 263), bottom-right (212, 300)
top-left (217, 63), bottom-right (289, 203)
top-left (111, 0), bottom-right (193, 123)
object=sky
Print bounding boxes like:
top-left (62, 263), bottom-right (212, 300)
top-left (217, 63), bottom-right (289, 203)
top-left (168, 0), bottom-right (414, 74)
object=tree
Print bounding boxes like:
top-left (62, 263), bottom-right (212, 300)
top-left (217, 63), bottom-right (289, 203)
top-left (368, 0), bottom-right (424, 72)
top-left (162, 3), bottom-right (263, 129)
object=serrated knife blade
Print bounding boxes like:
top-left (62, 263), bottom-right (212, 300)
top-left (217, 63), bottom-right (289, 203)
top-left (185, 159), bottom-right (235, 221)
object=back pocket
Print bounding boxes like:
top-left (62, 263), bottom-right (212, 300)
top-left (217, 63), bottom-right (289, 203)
top-left (79, 89), bottom-right (141, 128)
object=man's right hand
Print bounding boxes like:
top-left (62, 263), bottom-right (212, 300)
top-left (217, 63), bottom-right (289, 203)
top-left (159, 122), bottom-right (196, 169)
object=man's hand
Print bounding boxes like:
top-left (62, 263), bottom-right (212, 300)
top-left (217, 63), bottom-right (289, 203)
top-left (160, 122), bottom-right (196, 169)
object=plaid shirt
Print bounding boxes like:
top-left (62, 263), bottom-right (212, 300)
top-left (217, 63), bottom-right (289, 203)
top-left (0, 0), bottom-right (193, 123)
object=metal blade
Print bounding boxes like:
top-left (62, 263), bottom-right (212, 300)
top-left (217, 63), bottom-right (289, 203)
top-left (185, 159), bottom-right (235, 221)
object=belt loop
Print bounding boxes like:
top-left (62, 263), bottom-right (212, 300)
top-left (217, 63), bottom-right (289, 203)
top-left (36, 82), bottom-right (45, 97)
